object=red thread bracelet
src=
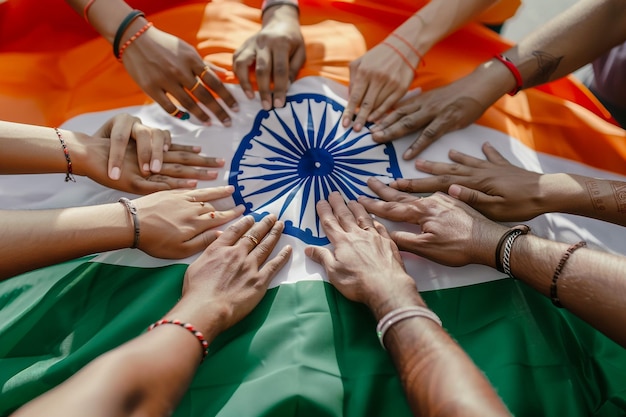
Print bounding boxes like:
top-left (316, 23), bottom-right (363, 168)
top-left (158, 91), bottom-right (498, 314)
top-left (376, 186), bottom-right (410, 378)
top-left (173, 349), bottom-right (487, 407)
top-left (390, 33), bottom-right (425, 66)
top-left (148, 319), bottom-right (209, 360)
top-left (117, 22), bottom-right (153, 62)
top-left (382, 41), bottom-right (417, 74)
top-left (83, 0), bottom-right (97, 22)
top-left (494, 54), bottom-right (523, 96)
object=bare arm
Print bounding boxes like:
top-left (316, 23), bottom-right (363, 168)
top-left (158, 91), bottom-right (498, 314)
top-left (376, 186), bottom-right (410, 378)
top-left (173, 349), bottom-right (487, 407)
top-left (11, 215), bottom-right (292, 417)
top-left (306, 192), bottom-right (511, 416)
top-left (0, 187), bottom-right (244, 280)
top-left (360, 181), bottom-right (626, 347)
top-left (391, 142), bottom-right (626, 226)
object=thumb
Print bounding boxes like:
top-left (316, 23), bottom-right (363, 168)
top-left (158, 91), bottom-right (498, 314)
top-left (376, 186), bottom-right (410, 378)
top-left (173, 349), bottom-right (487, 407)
top-left (448, 184), bottom-right (490, 209)
top-left (304, 246), bottom-right (334, 268)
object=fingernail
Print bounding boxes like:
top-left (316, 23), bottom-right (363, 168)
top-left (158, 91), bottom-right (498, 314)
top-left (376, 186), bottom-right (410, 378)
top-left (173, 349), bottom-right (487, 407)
top-left (274, 98), bottom-right (284, 108)
top-left (372, 131), bottom-right (383, 140)
top-left (142, 163), bottom-right (150, 172)
top-left (110, 167), bottom-right (121, 180)
top-left (354, 123), bottom-right (362, 131)
top-left (187, 180), bottom-right (198, 187)
top-left (262, 100), bottom-right (271, 110)
top-left (225, 184), bottom-right (235, 192)
top-left (415, 158), bottom-right (425, 166)
top-left (449, 184), bottom-right (461, 198)
top-left (151, 160), bottom-right (162, 172)
top-left (163, 144), bottom-right (169, 152)
top-left (216, 158), bottom-right (225, 165)
top-left (246, 91), bottom-right (255, 100)
top-left (203, 120), bottom-right (212, 127)
top-left (222, 118), bottom-right (232, 127)
top-left (192, 146), bottom-right (201, 152)
top-left (370, 125), bottom-right (380, 132)
top-left (485, 141), bottom-right (492, 147)
top-left (231, 103), bottom-right (240, 112)
top-left (342, 117), bottom-right (350, 128)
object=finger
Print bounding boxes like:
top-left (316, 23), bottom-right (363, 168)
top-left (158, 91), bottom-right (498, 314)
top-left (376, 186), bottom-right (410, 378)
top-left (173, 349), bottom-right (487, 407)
top-left (367, 177), bottom-right (419, 203)
top-left (271, 46), bottom-right (290, 108)
top-left (232, 44), bottom-right (257, 100)
top-left (357, 195), bottom-right (416, 223)
top-left (481, 142), bottom-right (511, 165)
top-left (218, 215), bottom-right (257, 246)
top-left (352, 87), bottom-right (380, 131)
top-left (389, 230), bottom-right (429, 256)
top-left (178, 229), bottom-right (222, 256)
top-left (403, 114), bottom-right (456, 160)
top-left (373, 220), bottom-right (404, 264)
top-left (255, 47), bottom-right (273, 110)
top-left (258, 244), bottom-right (292, 286)
top-left (187, 80), bottom-right (232, 127)
top-left (107, 116), bottom-right (134, 179)
top-left (251, 220), bottom-right (285, 266)
top-left (142, 125), bottom-right (165, 173)
top-left (304, 245), bottom-right (335, 268)
top-left (150, 89), bottom-right (189, 121)
top-left (166, 143), bottom-right (201, 154)
top-left (288, 46), bottom-right (306, 83)
top-left (158, 163), bottom-right (219, 181)
top-left (446, 149), bottom-right (492, 170)
top-left (170, 83), bottom-right (212, 124)
top-left (346, 199), bottom-right (375, 230)
top-left (197, 63), bottom-right (239, 112)
top-left (141, 174), bottom-right (199, 190)
top-left (187, 185), bottom-right (236, 203)
top-left (238, 214), bottom-right (278, 251)
top-left (163, 129), bottom-right (172, 152)
top-left (368, 86), bottom-right (404, 123)
top-left (315, 198), bottom-right (343, 237)
top-left (342, 60), bottom-right (366, 128)
top-left (414, 158), bottom-right (471, 177)
top-left (200, 205), bottom-right (246, 225)
top-left (163, 151), bottom-right (226, 168)
top-left (327, 192), bottom-right (361, 232)
top-left (389, 177), bottom-right (448, 194)
top-left (448, 184), bottom-right (498, 210)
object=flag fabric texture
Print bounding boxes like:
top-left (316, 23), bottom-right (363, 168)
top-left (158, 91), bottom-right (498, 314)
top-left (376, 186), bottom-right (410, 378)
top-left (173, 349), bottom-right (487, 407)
top-left (1, 1), bottom-right (626, 416)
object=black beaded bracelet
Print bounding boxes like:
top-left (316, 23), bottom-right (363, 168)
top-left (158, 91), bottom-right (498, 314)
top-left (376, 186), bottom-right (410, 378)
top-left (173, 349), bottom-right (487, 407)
top-left (113, 10), bottom-right (145, 59)
top-left (550, 241), bottom-right (586, 308)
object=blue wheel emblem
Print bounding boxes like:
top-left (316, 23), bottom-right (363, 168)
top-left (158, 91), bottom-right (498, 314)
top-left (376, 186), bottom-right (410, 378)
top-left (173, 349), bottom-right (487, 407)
top-left (229, 93), bottom-right (402, 245)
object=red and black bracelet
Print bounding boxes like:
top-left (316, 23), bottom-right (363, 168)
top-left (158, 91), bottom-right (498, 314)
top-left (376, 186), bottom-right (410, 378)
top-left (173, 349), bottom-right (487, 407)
top-left (148, 319), bottom-right (209, 360)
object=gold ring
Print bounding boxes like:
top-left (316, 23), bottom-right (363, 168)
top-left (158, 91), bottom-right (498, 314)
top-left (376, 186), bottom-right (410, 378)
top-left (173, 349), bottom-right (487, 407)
top-left (199, 65), bottom-right (210, 79)
top-left (189, 78), bottom-right (202, 93)
top-left (242, 234), bottom-right (259, 245)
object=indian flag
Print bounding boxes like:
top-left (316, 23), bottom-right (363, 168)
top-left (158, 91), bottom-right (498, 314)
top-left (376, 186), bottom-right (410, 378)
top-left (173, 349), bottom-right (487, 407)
top-left (1, 1), bottom-right (625, 416)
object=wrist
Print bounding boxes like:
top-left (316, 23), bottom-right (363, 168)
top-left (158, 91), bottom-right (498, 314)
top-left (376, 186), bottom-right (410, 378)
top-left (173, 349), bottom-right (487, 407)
top-left (469, 58), bottom-right (519, 104)
top-left (85, 1), bottom-right (135, 43)
top-left (366, 278), bottom-right (427, 321)
top-left (165, 295), bottom-right (229, 342)
top-left (262, 3), bottom-right (299, 26)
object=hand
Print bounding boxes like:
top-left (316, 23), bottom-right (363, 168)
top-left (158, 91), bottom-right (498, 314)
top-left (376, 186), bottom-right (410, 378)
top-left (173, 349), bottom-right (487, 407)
top-left (391, 142), bottom-right (549, 221)
top-left (75, 129), bottom-right (225, 195)
top-left (369, 76), bottom-right (490, 160)
top-left (93, 114), bottom-right (172, 180)
top-left (178, 214), bottom-right (292, 334)
top-left (233, 4), bottom-right (305, 110)
top-left (304, 192), bottom-right (421, 315)
top-left (358, 178), bottom-right (507, 268)
top-left (342, 39), bottom-right (418, 132)
top-left (131, 186), bottom-right (245, 259)
top-left (122, 26), bottom-right (238, 125)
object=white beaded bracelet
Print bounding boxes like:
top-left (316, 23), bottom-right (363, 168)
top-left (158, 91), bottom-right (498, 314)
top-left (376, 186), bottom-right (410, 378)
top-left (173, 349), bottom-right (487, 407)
top-left (376, 306), bottom-right (442, 349)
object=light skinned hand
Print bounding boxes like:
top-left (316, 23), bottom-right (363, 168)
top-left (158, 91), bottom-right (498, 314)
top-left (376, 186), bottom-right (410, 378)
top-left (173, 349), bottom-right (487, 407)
top-left (233, 4), bottom-right (305, 110)
top-left (121, 26), bottom-right (238, 125)
top-left (179, 213), bottom-right (292, 334)
top-left (391, 142), bottom-right (548, 221)
top-left (74, 126), bottom-right (225, 195)
top-left (305, 192), bottom-right (419, 314)
top-left (358, 178), bottom-right (507, 267)
top-left (369, 77), bottom-right (490, 160)
top-left (131, 186), bottom-right (245, 259)
top-left (93, 114), bottom-right (172, 180)
top-left (342, 40), bottom-right (417, 132)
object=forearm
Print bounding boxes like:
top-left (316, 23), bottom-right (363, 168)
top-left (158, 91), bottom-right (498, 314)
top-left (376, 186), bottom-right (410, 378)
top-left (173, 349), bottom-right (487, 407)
top-left (539, 174), bottom-right (626, 227)
top-left (370, 284), bottom-right (510, 416)
top-left (11, 311), bottom-right (218, 417)
top-left (0, 204), bottom-right (134, 280)
top-left (395, 0), bottom-right (498, 55)
top-left (65, 0), bottom-right (135, 43)
top-left (506, 0), bottom-right (626, 89)
top-left (509, 235), bottom-right (626, 347)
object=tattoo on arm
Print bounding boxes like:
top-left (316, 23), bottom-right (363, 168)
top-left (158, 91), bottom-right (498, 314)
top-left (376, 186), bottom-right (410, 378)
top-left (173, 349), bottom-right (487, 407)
top-left (611, 181), bottom-right (626, 213)
top-left (586, 180), bottom-right (607, 211)
top-left (525, 51), bottom-right (563, 87)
